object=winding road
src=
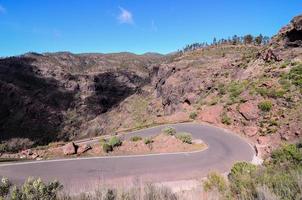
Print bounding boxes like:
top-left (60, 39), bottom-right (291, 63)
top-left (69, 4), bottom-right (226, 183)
top-left (0, 123), bottom-right (254, 192)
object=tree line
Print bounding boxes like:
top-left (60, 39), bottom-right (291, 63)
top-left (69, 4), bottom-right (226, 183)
top-left (181, 34), bottom-right (270, 52)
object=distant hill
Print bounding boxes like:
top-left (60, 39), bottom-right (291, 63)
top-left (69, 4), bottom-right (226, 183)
top-left (0, 14), bottom-right (301, 155)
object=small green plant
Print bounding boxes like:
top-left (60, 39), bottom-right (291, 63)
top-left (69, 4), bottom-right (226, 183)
top-left (203, 172), bottom-right (228, 193)
top-left (229, 162), bottom-right (257, 197)
top-left (258, 100), bottom-right (273, 112)
top-left (99, 138), bottom-right (106, 146)
top-left (255, 86), bottom-right (286, 98)
top-left (102, 143), bottom-right (113, 153)
top-left (0, 144), bottom-right (8, 153)
top-left (221, 112), bottom-right (231, 125)
top-left (226, 81), bottom-right (248, 104)
top-left (270, 143), bottom-right (302, 165)
top-left (108, 136), bottom-right (122, 148)
top-left (176, 132), bottom-right (192, 144)
top-left (228, 81), bottom-right (245, 99)
top-left (189, 111), bottom-right (197, 120)
top-left (217, 83), bottom-right (226, 95)
top-left (10, 178), bottom-right (62, 200)
top-left (288, 63), bottom-right (302, 87)
top-left (144, 137), bottom-right (153, 145)
top-left (162, 127), bottom-right (176, 136)
top-left (0, 177), bottom-right (11, 198)
top-left (130, 136), bottom-right (142, 142)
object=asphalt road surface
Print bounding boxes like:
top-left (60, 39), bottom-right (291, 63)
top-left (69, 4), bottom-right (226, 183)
top-left (0, 123), bottom-right (254, 193)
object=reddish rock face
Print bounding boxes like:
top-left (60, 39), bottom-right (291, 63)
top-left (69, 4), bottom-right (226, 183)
top-left (21, 149), bottom-right (33, 157)
top-left (243, 126), bottom-right (258, 137)
top-left (239, 102), bottom-right (259, 121)
top-left (257, 136), bottom-right (270, 145)
top-left (63, 142), bottom-right (78, 155)
top-left (198, 105), bottom-right (223, 124)
top-left (77, 144), bottom-right (92, 154)
top-left (273, 14), bottom-right (302, 47)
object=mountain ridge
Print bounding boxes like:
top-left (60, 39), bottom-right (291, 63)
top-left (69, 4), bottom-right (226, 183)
top-left (0, 14), bottom-right (301, 156)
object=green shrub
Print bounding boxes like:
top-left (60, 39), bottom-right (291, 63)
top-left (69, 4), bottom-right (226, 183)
top-left (130, 136), bottom-right (142, 142)
top-left (280, 62), bottom-right (288, 69)
top-left (99, 138), bottom-right (106, 146)
top-left (279, 76), bottom-right (292, 91)
top-left (108, 136), bottom-right (122, 148)
top-left (0, 138), bottom-right (34, 153)
top-left (228, 81), bottom-right (245, 99)
top-left (176, 132), bottom-right (192, 144)
top-left (189, 112), bottom-right (197, 120)
top-left (162, 127), bottom-right (176, 136)
top-left (288, 63), bottom-right (302, 87)
top-left (221, 112), bottom-right (231, 125)
top-left (102, 143), bottom-right (113, 153)
top-left (270, 143), bottom-right (302, 166)
top-left (0, 144), bottom-right (8, 154)
top-left (10, 178), bottom-right (62, 200)
top-left (203, 172), bottom-right (227, 193)
top-left (0, 177), bottom-right (11, 198)
top-left (258, 100), bottom-right (273, 112)
top-left (255, 86), bottom-right (286, 98)
top-left (208, 143), bottom-right (302, 199)
top-left (144, 138), bottom-right (153, 145)
top-left (217, 83), bottom-right (226, 95)
top-left (229, 162), bottom-right (257, 198)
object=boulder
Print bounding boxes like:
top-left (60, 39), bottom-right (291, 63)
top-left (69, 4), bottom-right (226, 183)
top-left (261, 49), bottom-right (281, 62)
top-left (272, 14), bottom-right (302, 47)
top-left (77, 144), bottom-right (92, 154)
top-left (198, 105), bottom-right (223, 124)
top-left (186, 93), bottom-right (198, 105)
top-left (257, 136), bottom-right (270, 145)
top-left (63, 142), bottom-right (78, 155)
top-left (31, 153), bottom-right (39, 159)
top-left (21, 149), bottom-right (33, 157)
top-left (243, 126), bottom-right (258, 137)
top-left (239, 102), bottom-right (259, 121)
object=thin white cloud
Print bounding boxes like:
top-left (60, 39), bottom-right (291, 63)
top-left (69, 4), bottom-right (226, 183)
top-left (0, 4), bottom-right (6, 14)
top-left (117, 7), bottom-right (133, 24)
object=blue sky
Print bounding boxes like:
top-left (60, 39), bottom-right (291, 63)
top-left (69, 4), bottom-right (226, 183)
top-left (0, 0), bottom-right (301, 56)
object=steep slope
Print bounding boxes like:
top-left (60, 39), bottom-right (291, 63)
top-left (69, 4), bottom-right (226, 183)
top-left (0, 15), bottom-right (301, 156)
top-left (0, 52), bottom-right (163, 149)
top-left (149, 15), bottom-right (302, 156)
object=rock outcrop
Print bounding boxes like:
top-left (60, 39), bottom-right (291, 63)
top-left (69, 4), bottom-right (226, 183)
top-left (0, 53), bottom-right (162, 148)
top-left (63, 142), bottom-right (78, 155)
top-left (1, 14), bottom-right (302, 157)
top-left (77, 144), bottom-right (92, 154)
top-left (198, 105), bottom-right (224, 124)
top-left (272, 14), bottom-right (302, 47)
top-left (239, 102), bottom-right (259, 121)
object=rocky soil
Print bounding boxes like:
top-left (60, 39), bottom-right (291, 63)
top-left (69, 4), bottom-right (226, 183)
top-left (4, 133), bottom-right (204, 160)
top-left (0, 14), bottom-right (302, 157)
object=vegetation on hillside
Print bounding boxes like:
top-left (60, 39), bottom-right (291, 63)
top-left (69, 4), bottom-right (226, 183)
top-left (181, 34), bottom-right (270, 52)
top-left (0, 178), bottom-right (177, 200)
top-left (203, 142), bottom-right (302, 200)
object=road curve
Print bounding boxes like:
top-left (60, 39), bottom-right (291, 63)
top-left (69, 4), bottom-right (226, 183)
top-left (0, 123), bottom-right (254, 192)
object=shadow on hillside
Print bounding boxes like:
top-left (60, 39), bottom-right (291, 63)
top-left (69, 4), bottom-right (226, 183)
top-left (85, 71), bottom-right (146, 115)
top-left (0, 56), bottom-right (75, 145)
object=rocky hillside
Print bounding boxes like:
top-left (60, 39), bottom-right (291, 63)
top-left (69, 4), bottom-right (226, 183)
top-left (0, 15), bottom-right (301, 156)
top-left (0, 52), bottom-right (163, 147)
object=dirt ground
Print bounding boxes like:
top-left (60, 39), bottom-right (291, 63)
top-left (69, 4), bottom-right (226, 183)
top-left (44, 133), bottom-right (206, 159)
